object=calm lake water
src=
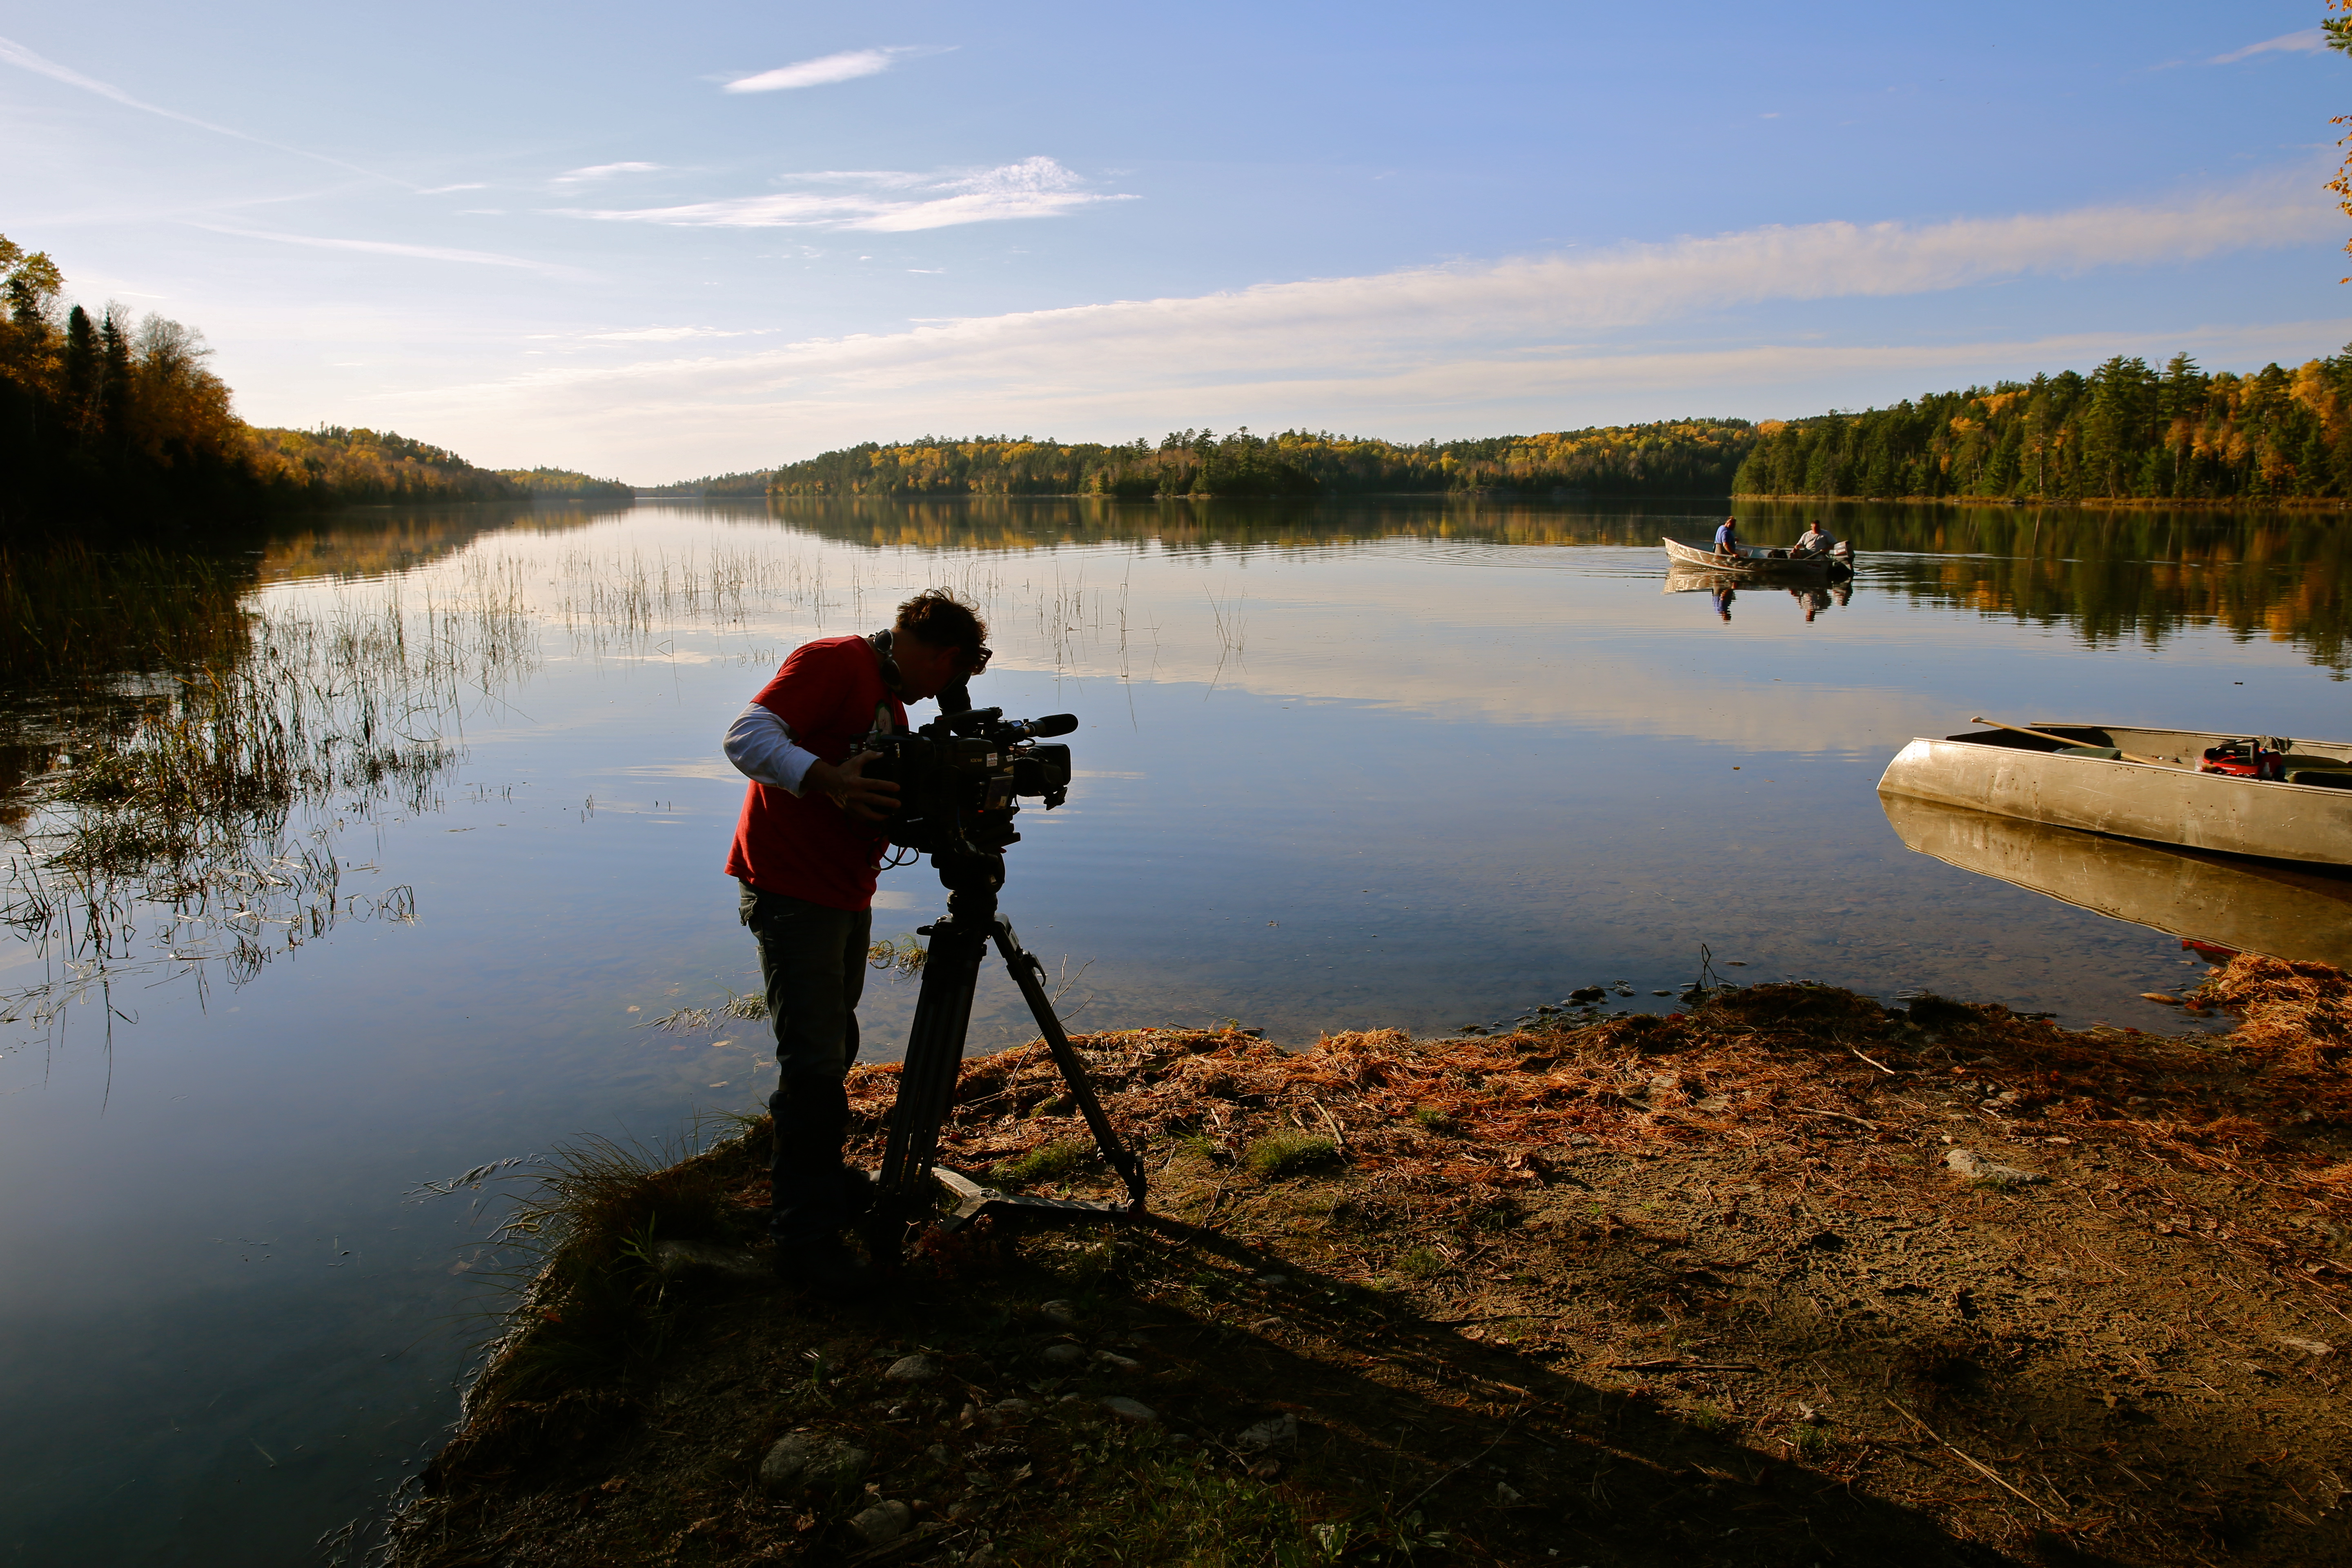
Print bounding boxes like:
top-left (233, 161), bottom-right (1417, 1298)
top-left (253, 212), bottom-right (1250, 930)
top-left (2, 495), bottom-right (2347, 1562)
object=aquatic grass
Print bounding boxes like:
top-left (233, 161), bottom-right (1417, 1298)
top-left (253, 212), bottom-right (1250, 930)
top-left (472, 1123), bottom-right (755, 1408)
top-left (1, 561), bottom-right (520, 1041)
top-left (0, 541), bottom-right (256, 682)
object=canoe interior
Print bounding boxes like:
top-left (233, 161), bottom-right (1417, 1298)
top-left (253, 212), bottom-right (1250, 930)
top-left (1946, 724), bottom-right (2352, 775)
top-left (1660, 537), bottom-right (1850, 576)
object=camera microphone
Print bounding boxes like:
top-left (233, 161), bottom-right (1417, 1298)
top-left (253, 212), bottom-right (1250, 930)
top-left (1019, 714), bottom-right (1078, 739)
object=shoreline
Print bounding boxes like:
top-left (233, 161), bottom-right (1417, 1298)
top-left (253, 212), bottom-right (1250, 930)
top-left (387, 961), bottom-right (2352, 1567)
top-left (1733, 492), bottom-right (2352, 513)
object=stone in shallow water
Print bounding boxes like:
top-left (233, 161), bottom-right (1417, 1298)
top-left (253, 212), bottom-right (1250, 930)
top-left (1100, 1396), bottom-right (1158, 1423)
top-left (1040, 1342), bottom-right (1086, 1368)
top-left (884, 1353), bottom-right (940, 1382)
top-left (1039, 1299), bottom-right (1079, 1327)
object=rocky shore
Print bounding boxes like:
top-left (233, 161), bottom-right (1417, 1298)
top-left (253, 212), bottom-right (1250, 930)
top-left (385, 959), bottom-right (2352, 1567)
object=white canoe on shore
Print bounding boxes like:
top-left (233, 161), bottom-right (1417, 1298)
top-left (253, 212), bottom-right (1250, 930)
top-left (1877, 722), bottom-right (2352, 866)
top-left (1661, 537), bottom-right (1851, 579)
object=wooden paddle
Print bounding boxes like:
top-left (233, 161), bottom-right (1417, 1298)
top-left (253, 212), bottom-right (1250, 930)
top-left (1970, 715), bottom-right (2166, 766)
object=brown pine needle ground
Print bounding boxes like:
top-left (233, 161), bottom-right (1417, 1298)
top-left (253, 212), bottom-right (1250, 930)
top-left (387, 960), bottom-right (2352, 1568)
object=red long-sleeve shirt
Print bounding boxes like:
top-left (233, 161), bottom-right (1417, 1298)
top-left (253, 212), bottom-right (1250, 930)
top-left (724, 636), bottom-right (906, 910)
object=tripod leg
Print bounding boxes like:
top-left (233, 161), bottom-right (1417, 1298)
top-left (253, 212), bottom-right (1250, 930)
top-left (991, 920), bottom-right (1148, 1211)
top-left (871, 906), bottom-right (987, 1258)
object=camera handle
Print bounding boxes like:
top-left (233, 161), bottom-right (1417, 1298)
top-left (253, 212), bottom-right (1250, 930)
top-left (866, 859), bottom-right (1147, 1263)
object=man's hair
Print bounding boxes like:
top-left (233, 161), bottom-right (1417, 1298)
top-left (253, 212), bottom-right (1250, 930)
top-left (895, 589), bottom-right (989, 664)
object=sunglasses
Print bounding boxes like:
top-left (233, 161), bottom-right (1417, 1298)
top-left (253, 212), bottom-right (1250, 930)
top-left (965, 644), bottom-right (994, 673)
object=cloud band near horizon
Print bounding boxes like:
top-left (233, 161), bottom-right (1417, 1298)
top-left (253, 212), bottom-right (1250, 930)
top-left (379, 179), bottom-right (2342, 474)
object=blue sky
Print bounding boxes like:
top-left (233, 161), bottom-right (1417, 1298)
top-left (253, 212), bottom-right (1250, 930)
top-left (1, 0), bottom-right (2343, 481)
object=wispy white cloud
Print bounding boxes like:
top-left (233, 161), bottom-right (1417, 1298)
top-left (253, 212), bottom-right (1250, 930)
top-left (560, 156), bottom-right (1131, 232)
top-left (0, 31), bottom-right (408, 186)
top-left (722, 47), bottom-right (936, 93)
top-left (581, 325), bottom-right (759, 341)
top-left (193, 224), bottom-right (589, 278)
top-left (2211, 29), bottom-right (2325, 65)
top-left (418, 183), bottom-right (489, 195)
top-left (387, 180), bottom-right (2339, 474)
top-left (551, 161), bottom-right (665, 187)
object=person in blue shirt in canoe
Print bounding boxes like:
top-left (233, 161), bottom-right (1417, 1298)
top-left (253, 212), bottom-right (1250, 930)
top-left (1713, 517), bottom-right (1741, 559)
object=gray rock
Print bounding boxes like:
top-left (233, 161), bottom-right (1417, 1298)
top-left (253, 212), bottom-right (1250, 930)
top-left (1093, 1350), bottom-right (1143, 1372)
top-left (1944, 1147), bottom-right (2046, 1187)
top-left (653, 1239), bottom-right (769, 1281)
top-left (759, 1433), bottom-right (869, 1494)
top-left (1495, 1480), bottom-right (1523, 1505)
top-left (1236, 1412), bottom-right (1298, 1452)
top-left (1039, 1299), bottom-right (1079, 1327)
top-left (1100, 1396), bottom-right (1159, 1423)
top-left (988, 1397), bottom-right (1034, 1418)
top-left (850, 1499), bottom-right (913, 1545)
top-left (884, 1353), bottom-right (941, 1382)
top-left (1040, 1342), bottom-right (1087, 1369)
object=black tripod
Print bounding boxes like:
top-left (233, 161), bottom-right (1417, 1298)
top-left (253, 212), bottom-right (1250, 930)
top-left (865, 847), bottom-right (1147, 1262)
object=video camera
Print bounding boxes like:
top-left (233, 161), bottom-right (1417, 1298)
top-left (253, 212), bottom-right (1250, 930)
top-left (860, 707), bottom-right (1076, 857)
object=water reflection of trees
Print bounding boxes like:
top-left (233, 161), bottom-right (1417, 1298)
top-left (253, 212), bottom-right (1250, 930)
top-left (759, 494), bottom-right (1733, 554)
top-left (1747, 501), bottom-right (2352, 674)
top-left (759, 495), bottom-right (2352, 673)
top-left (257, 500), bottom-right (634, 584)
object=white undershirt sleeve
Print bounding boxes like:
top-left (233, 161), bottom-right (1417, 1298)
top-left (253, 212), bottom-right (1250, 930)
top-left (724, 702), bottom-right (821, 795)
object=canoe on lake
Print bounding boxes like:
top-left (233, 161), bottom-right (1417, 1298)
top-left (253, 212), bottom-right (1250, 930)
top-left (1877, 722), bottom-right (2352, 866)
top-left (1880, 792), bottom-right (2352, 969)
top-left (1661, 537), bottom-right (1852, 579)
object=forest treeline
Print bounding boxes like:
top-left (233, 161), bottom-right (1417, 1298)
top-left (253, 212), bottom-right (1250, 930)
top-left (1735, 352), bottom-right (2352, 504)
top-left (766, 421), bottom-right (1757, 499)
top-left (0, 232), bottom-right (619, 539)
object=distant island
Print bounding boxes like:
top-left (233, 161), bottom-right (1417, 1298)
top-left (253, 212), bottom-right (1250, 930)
top-left (636, 470), bottom-right (774, 499)
top-left (1735, 352), bottom-right (2352, 506)
top-left (766, 422), bottom-right (1756, 499)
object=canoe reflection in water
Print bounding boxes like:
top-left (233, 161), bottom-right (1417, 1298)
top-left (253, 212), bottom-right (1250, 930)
top-left (1664, 565), bottom-right (1852, 624)
top-left (1880, 792), bottom-right (2352, 971)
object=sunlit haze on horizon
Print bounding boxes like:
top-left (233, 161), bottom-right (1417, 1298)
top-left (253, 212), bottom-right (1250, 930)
top-left (0, 0), bottom-right (2343, 482)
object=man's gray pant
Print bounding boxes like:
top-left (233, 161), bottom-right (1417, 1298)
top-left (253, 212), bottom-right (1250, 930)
top-left (738, 882), bottom-right (871, 1246)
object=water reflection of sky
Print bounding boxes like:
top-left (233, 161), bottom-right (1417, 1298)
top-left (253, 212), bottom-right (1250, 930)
top-left (2, 497), bottom-right (2347, 1562)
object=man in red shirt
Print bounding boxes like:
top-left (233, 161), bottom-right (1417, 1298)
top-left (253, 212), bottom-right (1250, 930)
top-left (723, 590), bottom-right (991, 1289)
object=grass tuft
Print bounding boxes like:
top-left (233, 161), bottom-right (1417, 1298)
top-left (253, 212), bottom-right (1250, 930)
top-left (1244, 1129), bottom-right (1338, 1178)
top-left (1394, 1246), bottom-right (1448, 1279)
top-left (991, 1138), bottom-right (1096, 1187)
